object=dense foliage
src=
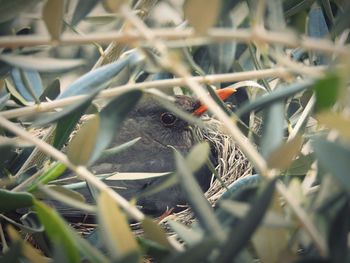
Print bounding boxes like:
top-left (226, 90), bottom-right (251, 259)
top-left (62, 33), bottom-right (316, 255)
top-left (0, 0), bottom-right (349, 262)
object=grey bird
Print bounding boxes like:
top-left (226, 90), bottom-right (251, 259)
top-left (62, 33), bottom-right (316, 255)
top-left (58, 88), bottom-right (236, 218)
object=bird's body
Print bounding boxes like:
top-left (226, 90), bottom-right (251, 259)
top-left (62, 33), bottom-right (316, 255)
top-left (56, 89), bottom-right (235, 219)
top-left (55, 94), bottom-right (212, 218)
top-left (90, 95), bottom-right (210, 216)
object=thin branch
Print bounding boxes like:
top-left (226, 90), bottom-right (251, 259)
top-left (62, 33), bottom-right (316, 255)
top-left (0, 67), bottom-right (325, 119)
top-left (120, 5), bottom-right (270, 177)
top-left (288, 95), bottom-right (315, 141)
top-left (0, 115), bottom-right (145, 222)
top-left (0, 28), bottom-right (348, 55)
top-left (93, 0), bottom-right (158, 68)
top-left (120, 10), bottom-right (329, 257)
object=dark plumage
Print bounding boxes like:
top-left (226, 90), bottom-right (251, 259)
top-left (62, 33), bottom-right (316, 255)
top-left (56, 89), bottom-right (235, 219)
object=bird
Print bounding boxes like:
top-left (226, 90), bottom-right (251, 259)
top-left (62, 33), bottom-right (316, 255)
top-left (57, 88), bottom-right (236, 219)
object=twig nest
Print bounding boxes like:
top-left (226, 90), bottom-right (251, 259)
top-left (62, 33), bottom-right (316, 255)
top-left (161, 118), bottom-right (253, 227)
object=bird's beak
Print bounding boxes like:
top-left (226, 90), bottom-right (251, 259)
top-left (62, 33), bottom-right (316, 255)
top-left (193, 87), bottom-right (236, 116)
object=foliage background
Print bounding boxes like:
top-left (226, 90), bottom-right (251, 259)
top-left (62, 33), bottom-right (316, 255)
top-left (0, 0), bottom-right (349, 262)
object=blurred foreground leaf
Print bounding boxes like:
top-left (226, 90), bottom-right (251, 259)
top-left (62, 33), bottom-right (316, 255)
top-left (97, 190), bottom-right (140, 262)
top-left (267, 135), bottom-right (303, 169)
top-left (57, 55), bottom-right (132, 99)
top-left (312, 138), bottom-right (350, 192)
top-left (0, 54), bottom-right (84, 72)
top-left (27, 162), bottom-right (66, 192)
top-left (89, 90), bottom-right (142, 164)
top-left (71, 0), bottom-right (99, 26)
top-left (184, 0), bottom-right (221, 34)
top-left (216, 178), bottom-right (277, 262)
top-left (34, 200), bottom-right (80, 263)
top-left (142, 217), bottom-right (173, 251)
top-left (42, 0), bottom-right (64, 40)
top-left (317, 112), bottom-right (350, 139)
top-left (66, 115), bottom-right (99, 166)
top-left (0, 189), bottom-right (33, 212)
top-left (236, 80), bottom-right (314, 117)
top-left (6, 225), bottom-right (49, 263)
top-left (175, 150), bottom-right (225, 242)
top-left (261, 102), bottom-right (284, 158)
top-left (314, 73), bottom-right (341, 112)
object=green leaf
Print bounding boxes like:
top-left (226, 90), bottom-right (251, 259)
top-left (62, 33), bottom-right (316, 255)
top-left (52, 96), bottom-right (96, 149)
top-left (0, 54), bottom-right (84, 72)
top-left (71, 0), bottom-right (99, 26)
top-left (137, 236), bottom-right (169, 260)
top-left (0, 189), bottom-right (33, 212)
top-left (102, 0), bottom-right (127, 12)
top-left (83, 14), bottom-right (120, 24)
top-left (267, 135), bottom-right (303, 169)
top-left (66, 115), bottom-right (99, 166)
top-left (6, 225), bottom-right (49, 263)
top-left (71, 230), bottom-right (109, 263)
top-left (283, 0), bottom-right (315, 18)
top-left (42, 185), bottom-right (86, 203)
top-left (267, 0), bottom-right (286, 31)
top-left (136, 174), bottom-right (177, 198)
top-left (317, 111), bottom-right (350, 139)
top-left (97, 190), bottom-right (140, 261)
top-left (101, 137), bottom-right (141, 158)
top-left (185, 141), bottom-right (210, 173)
top-left (184, 0), bottom-right (221, 34)
top-left (307, 3), bottom-right (329, 65)
top-left (105, 172), bottom-right (171, 181)
top-left (27, 162), bottom-right (66, 192)
top-left (40, 78), bottom-right (60, 101)
top-left (34, 96), bottom-right (92, 127)
top-left (19, 69), bottom-right (42, 103)
top-left (0, 213), bottom-right (44, 234)
top-left (174, 151), bottom-right (225, 242)
top-left (286, 153), bottom-right (314, 176)
top-left (219, 174), bottom-right (262, 201)
top-left (57, 55), bottom-right (132, 99)
top-left (314, 73), bottom-right (341, 112)
top-left (142, 217), bottom-right (173, 250)
top-left (163, 237), bottom-right (217, 263)
top-left (216, 178), bottom-right (277, 262)
top-left (5, 79), bottom-right (29, 105)
top-left (35, 185), bottom-right (96, 214)
top-left (42, 0), bottom-right (65, 40)
top-left (312, 138), bottom-right (350, 192)
top-left (167, 220), bottom-right (202, 246)
top-left (219, 200), bottom-right (290, 227)
top-left (208, 16), bottom-right (237, 73)
top-left (261, 102), bottom-right (284, 158)
top-left (89, 90), bottom-right (142, 164)
top-left (34, 200), bottom-right (80, 263)
top-left (10, 68), bottom-right (42, 103)
top-left (236, 80), bottom-right (314, 118)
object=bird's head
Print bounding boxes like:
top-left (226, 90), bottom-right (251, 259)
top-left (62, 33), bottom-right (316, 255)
top-left (92, 87), bottom-right (236, 173)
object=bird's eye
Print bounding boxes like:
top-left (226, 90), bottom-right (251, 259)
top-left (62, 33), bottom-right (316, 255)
top-left (160, 112), bottom-right (177, 126)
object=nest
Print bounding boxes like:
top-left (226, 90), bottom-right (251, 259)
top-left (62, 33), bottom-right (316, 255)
top-left (72, 117), bottom-right (254, 237)
top-left (158, 117), bottom-right (253, 228)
